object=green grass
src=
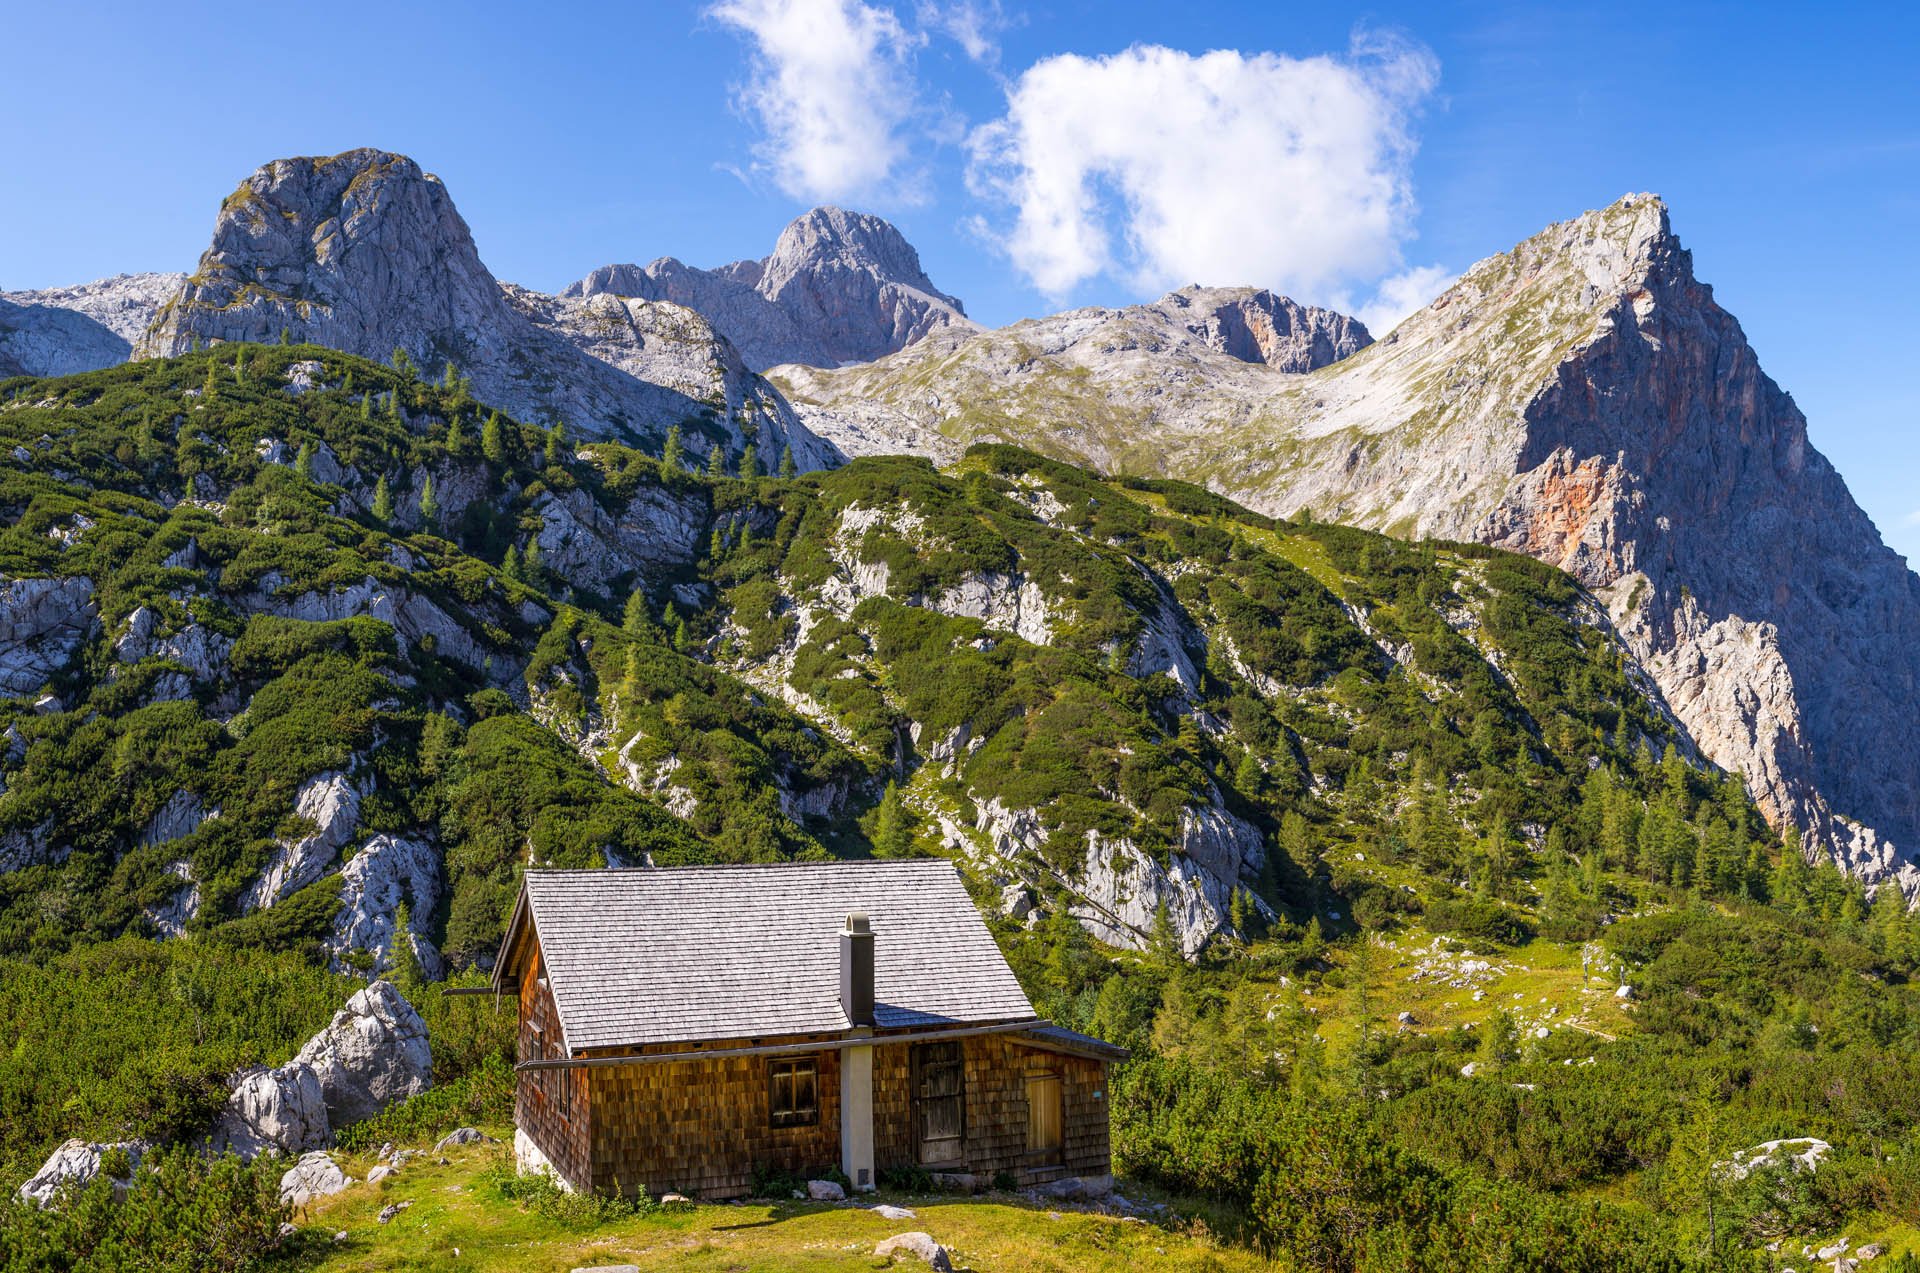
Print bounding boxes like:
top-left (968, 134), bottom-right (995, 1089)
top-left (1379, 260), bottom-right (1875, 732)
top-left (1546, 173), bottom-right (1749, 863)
top-left (285, 1129), bottom-right (1269, 1273)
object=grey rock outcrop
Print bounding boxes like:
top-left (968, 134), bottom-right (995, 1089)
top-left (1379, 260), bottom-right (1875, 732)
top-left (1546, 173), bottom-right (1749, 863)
top-left (0, 273), bottom-right (184, 377)
top-left (785, 194), bottom-right (1920, 895)
top-left (1156, 285), bottom-right (1371, 371)
top-left (565, 205), bottom-right (976, 370)
top-left (240, 770), bottom-right (367, 912)
top-left (279, 1151), bottom-right (350, 1206)
top-left (872, 1232), bottom-right (954, 1272)
top-left (293, 980), bottom-right (432, 1127)
top-left (15, 1138), bottom-right (148, 1206)
top-left (327, 834), bottom-right (444, 981)
top-left (136, 149), bottom-right (834, 467)
top-left (211, 1061), bottom-right (330, 1159)
top-left (0, 575), bottom-right (98, 697)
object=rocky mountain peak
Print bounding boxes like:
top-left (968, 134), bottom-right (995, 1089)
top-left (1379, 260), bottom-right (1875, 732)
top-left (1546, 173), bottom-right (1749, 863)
top-left (142, 149), bottom-right (509, 363)
top-left (564, 206), bottom-right (976, 371)
top-left (1154, 285), bottom-right (1371, 373)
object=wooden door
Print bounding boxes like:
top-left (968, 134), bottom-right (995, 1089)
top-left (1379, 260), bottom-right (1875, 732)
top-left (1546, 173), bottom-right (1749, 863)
top-left (913, 1041), bottom-right (965, 1165)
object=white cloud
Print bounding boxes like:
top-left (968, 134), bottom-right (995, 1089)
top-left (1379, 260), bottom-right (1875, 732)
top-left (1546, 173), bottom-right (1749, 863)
top-left (1903, 508), bottom-right (1920, 527)
top-left (708, 0), bottom-right (927, 205)
top-left (918, 0), bottom-right (1013, 67)
top-left (966, 37), bottom-right (1440, 300)
top-left (1350, 263), bottom-right (1456, 337)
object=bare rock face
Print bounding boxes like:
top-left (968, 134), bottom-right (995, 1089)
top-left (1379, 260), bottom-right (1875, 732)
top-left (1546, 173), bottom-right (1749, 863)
top-left (293, 980), bottom-right (432, 1128)
top-left (211, 1061), bottom-right (330, 1159)
top-left (16, 1138), bottom-right (149, 1206)
top-left (0, 575), bottom-right (98, 697)
top-left (327, 835), bottom-right (445, 981)
top-left (137, 149), bottom-right (833, 466)
top-left (240, 771), bottom-right (367, 913)
top-left (565, 205), bottom-right (976, 370)
top-left (1154, 285), bottom-right (1371, 372)
top-left (789, 195), bottom-right (1920, 894)
top-left (0, 273), bottom-right (185, 377)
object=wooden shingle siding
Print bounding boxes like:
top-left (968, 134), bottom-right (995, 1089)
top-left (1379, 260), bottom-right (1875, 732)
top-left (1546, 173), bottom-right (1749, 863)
top-left (515, 939), bottom-right (592, 1190)
top-left (587, 1038), bottom-right (842, 1199)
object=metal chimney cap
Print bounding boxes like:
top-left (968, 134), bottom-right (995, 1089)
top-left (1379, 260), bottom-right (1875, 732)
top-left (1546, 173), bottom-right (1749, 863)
top-left (843, 912), bottom-right (871, 934)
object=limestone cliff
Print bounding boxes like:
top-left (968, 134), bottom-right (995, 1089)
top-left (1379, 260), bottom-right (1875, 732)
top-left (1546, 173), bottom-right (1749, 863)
top-left (565, 205), bottom-right (976, 370)
top-left (783, 196), bottom-right (1920, 893)
top-left (0, 273), bottom-right (184, 377)
top-left (136, 150), bottom-right (835, 467)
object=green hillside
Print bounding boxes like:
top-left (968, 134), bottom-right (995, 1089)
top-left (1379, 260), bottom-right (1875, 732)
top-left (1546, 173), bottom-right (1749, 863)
top-left (3, 346), bottom-right (1919, 1271)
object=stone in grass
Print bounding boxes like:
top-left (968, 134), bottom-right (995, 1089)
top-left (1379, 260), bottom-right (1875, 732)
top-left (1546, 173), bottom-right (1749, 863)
top-left (874, 1232), bottom-right (954, 1272)
top-left (366, 1165), bottom-right (394, 1184)
top-left (280, 1152), bottom-right (351, 1207)
top-left (433, 1127), bottom-right (490, 1152)
top-left (871, 1202), bottom-right (917, 1220)
top-left (806, 1178), bottom-right (846, 1201)
top-left (376, 1199), bottom-right (413, 1224)
top-left (570, 1266), bottom-right (640, 1273)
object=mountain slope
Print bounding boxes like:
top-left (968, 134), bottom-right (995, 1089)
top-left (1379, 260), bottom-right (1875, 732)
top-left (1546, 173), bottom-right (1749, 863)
top-left (133, 150), bottom-right (836, 469)
top-left (776, 195), bottom-right (1920, 897)
top-left (0, 274), bottom-right (185, 378)
top-left (566, 205), bottom-right (976, 370)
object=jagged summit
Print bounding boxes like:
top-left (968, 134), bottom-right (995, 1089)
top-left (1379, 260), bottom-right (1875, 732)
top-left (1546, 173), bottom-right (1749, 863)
top-left (1154, 285), bottom-right (1372, 372)
top-left (778, 190), bottom-right (1920, 896)
top-left (132, 148), bottom-right (837, 467)
top-left (564, 205), bottom-right (976, 371)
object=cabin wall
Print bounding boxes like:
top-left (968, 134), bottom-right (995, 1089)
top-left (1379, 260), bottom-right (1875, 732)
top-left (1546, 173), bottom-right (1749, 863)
top-left (515, 941), bottom-right (591, 1190)
top-left (587, 1037), bottom-right (842, 1200)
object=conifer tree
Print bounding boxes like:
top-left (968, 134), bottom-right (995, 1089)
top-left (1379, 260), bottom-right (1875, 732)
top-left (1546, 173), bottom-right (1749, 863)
top-left (372, 474), bottom-right (394, 523)
top-left (502, 543), bottom-right (523, 583)
top-left (359, 389), bottom-right (373, 421)
top-left (874, 781), bottom-right (912, 857)
top-left (707, 443), bottom-right (726, 477)
top-left (481, 412), bottom-right (508, 465)
top-left (418, 474), bottom-right (439, 529)
top-left (279, 327), bottom-right (291, 346)
top-left (544, 423), bottom-right (567, 469)
top-left (673, 616), bottom-right (690, 652)
top-left (389, 903), bottom-right (425, 992)
top-left (623, 588), bottom-right (651, 635)
top-left (662, 423), bottom-right (684, 471)
top-left (524, 538), bottom-right (546, 587)
top-left (293, 440), bottom-right (314, 482)
top-left (1477, 1008), bottom-right (1519, 1070)
top-left (779, 444), bottom-right (797, 479)
top-left (739, 443), bottom-right (759, 479)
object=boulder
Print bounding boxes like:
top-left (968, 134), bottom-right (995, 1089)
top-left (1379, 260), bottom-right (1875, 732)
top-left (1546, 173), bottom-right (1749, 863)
top-left (873, 1232), bottom-right (954, 1272)
top-left (15, 1138), bottom-right (146, 1206)
top-left (871, 1203), bottom-right (917, 1220)
top-left (1042, 1175), bottom-right (1112, 1201)
top-left (806, 1178), bottom-right (846, 1201)
top-left (999, 883), bottom-right (1034, 921)
top-left (434, 1127), bottom-right (489, 1152)
top-left (279, 1151), bottom-right (350, 1207)
top-left (366, 1164), bottom-right (394, 1183)
top-left (294, 980), bottom-right (432, 1128)
top-left (376, 1199), bottom-right (413, 1224)
top-left (210, 1060), bottom-right (329, 1159)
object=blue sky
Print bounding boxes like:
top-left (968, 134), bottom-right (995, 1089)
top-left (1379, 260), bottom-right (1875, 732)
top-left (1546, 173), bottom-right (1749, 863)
top-left (4, 1), bottom-right (1916, 562)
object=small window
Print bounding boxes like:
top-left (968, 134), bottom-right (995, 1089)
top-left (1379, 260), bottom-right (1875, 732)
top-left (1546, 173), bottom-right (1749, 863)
top-left (770, 1058), bottom-right (819, 1128)
top-left (1027, 1071), bottom-right (1062, 1155)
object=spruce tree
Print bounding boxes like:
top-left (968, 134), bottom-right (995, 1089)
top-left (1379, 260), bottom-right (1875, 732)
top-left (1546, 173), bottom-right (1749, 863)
top-left (524, 538), bottom-right (547, 587)
top-left (502, 543), bottom-right (523, 583)
top-left (389, 903), bottom-right (425, 992)
top-left (544, 423), bottom-right (567, 469)
top-left (293, 440), bottom-right (314, 482)
top-left (874, 781), bottom-right (912, 857)
top-left (359, 390), bottom-right (373, 421)
top-left (279, 327), bottom-right (291, 346)
top-left (779, 444), bottom-right (797, 479)
top-left (622, 588), bottom-right (651, 634)
top-left (481, 412), bottom-right (508, 465)
top-left (739, 443), bottom-right (759, 479)
top-left (372, 474), bottom-right (394, 523)
top-left (662, 424), bottom-right (684, 471)
top-left (707, 443), bottom-right (726, 477)
top-left (419, 474), bottom-right (439, 529)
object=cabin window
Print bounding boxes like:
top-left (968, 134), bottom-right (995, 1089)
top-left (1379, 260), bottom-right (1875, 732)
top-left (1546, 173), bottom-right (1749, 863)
top-left (769, 1057), bottom-right (818, 1128)
top-left (1026, 1070), bottom-right (1062, 1156)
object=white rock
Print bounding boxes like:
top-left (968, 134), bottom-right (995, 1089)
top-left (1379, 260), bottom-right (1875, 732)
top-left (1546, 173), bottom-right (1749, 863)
top-left (15, 1138), bottom-right (146, 1206)
top-left (366, 1164), bottom-right (393, 1183)
top-left (805, 1178), bottom-right (846, 1201)
top-left (241, 771), bottom-right (367, 912)
top-left (870, 1203), bottom-right (917, 1220)
top-left (279, 1151), bottom-right (350, 1207)
top-left (0, 575), bottom-right (97, 697)
top-left (294, 980), bottom-right (433, 1128)
top-left (326, 834), bottom-right (443, 980)
top-left (873, 1232), bottom-right (953, 1272)
top-left (210, 1060), bottom-right (329, 1160)
top-left (1615, 985), bottom-right (1633, 999)
top-left (434, 1127), bottom-right (488, 1152)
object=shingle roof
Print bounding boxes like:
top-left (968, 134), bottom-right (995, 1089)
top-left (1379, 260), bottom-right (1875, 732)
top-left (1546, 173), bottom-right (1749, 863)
top-left (514, 860), bottom-right (1036, 1053)
top-left (1020, 1024), bottom-right (1130, 1061)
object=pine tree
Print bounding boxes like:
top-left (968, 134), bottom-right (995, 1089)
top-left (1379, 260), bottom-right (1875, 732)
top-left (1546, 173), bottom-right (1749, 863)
top-left (481, 412), bottom-right (508, 465)
top-left (524, 538), bottom-right (546, 587)
top-left (673, 616), bottom-right (690, 652)
top-left (874, 781), bottom-right (912, 857)
top-left (502, 543), bottom-right (524, 583)
top-left (1229, 886), bottom-right (1249, 940)
top-left (779, 444), bottom-right (797, 479)
top-left (1149, 900), bottom-right (1183, 973)
top-left (622, 588), bottom-right (651, 635)
top-left (707, 443), bottom-right (726, 477)
top-left (419, 474), bottom-right (439, 529)
top-left (739, 443), bottom-right (759, 479)
top-left (359, 390), bottom-right (373, 421)
top-left (387, 388), bottom-right (402, 423)
top-left (372, 475), bottom-right (394, 523)
top-left (389, 902), bottom-right (425, 992)
top-left (392, 347), bottom-right (414, 377)
top-left (545, 423), bottom-right (568, 469)
top-left (293, 440), bottom-right (314, 482)
top-left (1234, 751), bottom-right (1264, 801)
top-left (1477, 1008), bottom-right (1519, 1070)
top-left (279, 327), bottom-right (291, 346)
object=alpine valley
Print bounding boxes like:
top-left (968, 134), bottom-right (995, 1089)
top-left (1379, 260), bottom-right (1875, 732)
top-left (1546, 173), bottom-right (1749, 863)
top-left (3, 148), bottom-right (1919, 1273)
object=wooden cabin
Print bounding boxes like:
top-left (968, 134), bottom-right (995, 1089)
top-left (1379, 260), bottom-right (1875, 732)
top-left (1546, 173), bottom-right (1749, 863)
top-left (489, 859), bottom-right (1126, 1199)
